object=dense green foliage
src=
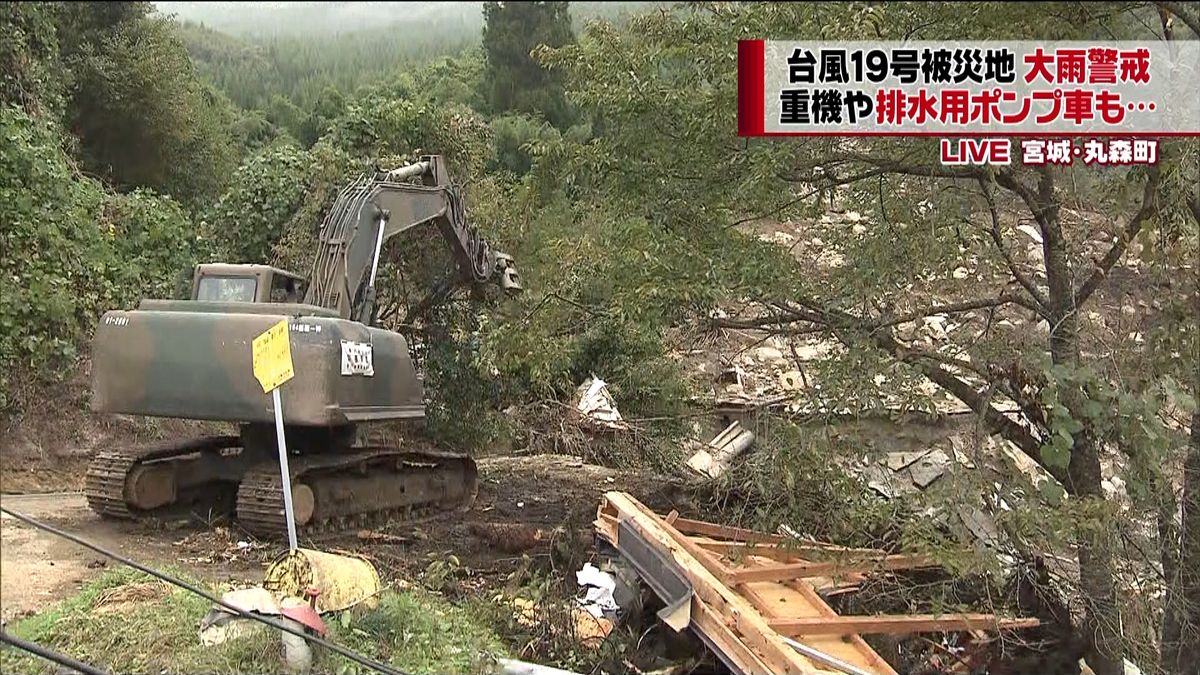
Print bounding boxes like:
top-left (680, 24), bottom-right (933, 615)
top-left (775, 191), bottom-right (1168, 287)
top-left (201, 141), bottom-right (311, 264)
top-left (174, 19), bottom-right (478, 114)
top-left (0, 107), bottom-right (198, 408)
top-left (0, 3), bottom-right (63, 114)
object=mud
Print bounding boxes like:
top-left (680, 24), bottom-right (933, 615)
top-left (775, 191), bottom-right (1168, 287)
top-left (0, 454), bottom-right (690, 623)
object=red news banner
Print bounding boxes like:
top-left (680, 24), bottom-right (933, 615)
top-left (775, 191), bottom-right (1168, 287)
top-left (737, 40), bottom-right (1200, 166)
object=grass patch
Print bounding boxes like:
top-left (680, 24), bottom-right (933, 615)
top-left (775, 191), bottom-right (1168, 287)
top-left (1, 568), bottom-right (508, 675)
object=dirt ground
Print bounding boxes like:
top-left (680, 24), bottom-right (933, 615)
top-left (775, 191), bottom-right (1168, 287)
top-left (0, 453), bottom-right (691, 624)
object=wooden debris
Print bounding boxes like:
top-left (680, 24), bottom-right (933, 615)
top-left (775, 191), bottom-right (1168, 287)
top-left (597, 492), bottom-right (896, 674)
top-left (596, 492), bottom-right (1041, 675)
top-left (467, 522), bottom-right (573, 553)
top-left (768, 614), bottom-right (1043, 636)
top-left (355, 529), bottom-right (408, 544)
top-left (726, 553), bottom-right (937, 584)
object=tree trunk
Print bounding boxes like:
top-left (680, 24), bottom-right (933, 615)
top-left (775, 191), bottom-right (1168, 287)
top-left (1037, 168), bottom-right (1126, 675)
top-left (1171, 411), bottom-right (1200, 671)
top-left (1159, 473), bottom-right (1182, 671)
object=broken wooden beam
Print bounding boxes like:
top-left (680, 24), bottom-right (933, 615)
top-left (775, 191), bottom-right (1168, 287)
top-left (768, 614), bottom-right (1042, 637)
top-left (671, 516), bottom-right (788, 545)
top-left (596, 492), bottom-right (897, 674)
top-left (696, 539), bottom-right (883, 563)
top-left (728, 554), bottom-right (938, 584)
top-left (675, 517), bottom-right (887, 556)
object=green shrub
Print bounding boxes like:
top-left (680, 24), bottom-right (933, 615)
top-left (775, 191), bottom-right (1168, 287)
top-left (1, 106), bottom-right (198, 409)
top-left (488, 113), bottom-right (561, 176)
top-left (201, 139), bottom-right (311, 264)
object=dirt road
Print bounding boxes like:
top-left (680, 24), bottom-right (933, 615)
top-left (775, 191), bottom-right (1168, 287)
top-left (0, 491), bottom-right (264, 623)
top-left (0, 455), bottom-right (688, 623)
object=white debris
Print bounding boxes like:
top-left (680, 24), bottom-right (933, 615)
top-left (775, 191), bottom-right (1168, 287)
top-left (778, 370), bottom-right (804, 391)
top-left (909, 449), bottom-right (951, 488)
top-left (199, 587), bottom-right (281, 646)
top-left (754, 346), bottom-right (786, 363)
top-left (1016, 224), bottom-right (1044, 244)
top-left (572, 376), bottom-right (629, 431)
top-left (886, 450), bottom-right (932, 472)
top-left (280, 615), bottom-right (314, 674)
top-left (575, 563), bottom-right (619, 619)
top-left (687, 421), bottom-right (756, 479)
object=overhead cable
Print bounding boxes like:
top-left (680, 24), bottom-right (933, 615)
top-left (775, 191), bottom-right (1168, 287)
top-left (0, 505), bottom-right (412, 675)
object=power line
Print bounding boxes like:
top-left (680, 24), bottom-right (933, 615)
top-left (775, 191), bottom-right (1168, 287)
top-left (0, 505), bottom-right (413, 675)
top-left (0, 629), bottom-right (110, 675)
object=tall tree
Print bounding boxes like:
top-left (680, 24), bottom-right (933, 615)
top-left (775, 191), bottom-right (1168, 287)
top-left (534, 3), bottom-right (1198, 672)
top-left (481, 1), bottom-right (575, 129)
top-left (59, 2), bottom-right (237, 205)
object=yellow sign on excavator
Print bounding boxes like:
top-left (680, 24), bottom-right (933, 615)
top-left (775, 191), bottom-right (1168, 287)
top-left (252, 319), bottom-right (294, 393)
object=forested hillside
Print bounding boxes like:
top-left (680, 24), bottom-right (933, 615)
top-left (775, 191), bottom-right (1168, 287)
top-left (2, 2), bottom-right (1199, 674)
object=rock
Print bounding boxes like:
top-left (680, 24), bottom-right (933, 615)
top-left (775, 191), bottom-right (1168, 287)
top-left (885, 450), bottom-right (932, 471)
top-left (1016, 224), bottom-right (1043, 244)
top-left (754, 346), bottom-right (785, 363)
top-left (778, 371), bottom-right (804, 390)
top-left (908, 449), bottom-right (951, 488)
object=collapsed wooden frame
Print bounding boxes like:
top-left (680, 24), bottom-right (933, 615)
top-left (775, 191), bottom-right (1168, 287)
top-left (595, 491), bottom-right (1040, 675)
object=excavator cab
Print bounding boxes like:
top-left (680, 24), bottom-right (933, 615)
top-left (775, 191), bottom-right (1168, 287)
top-left (190, 264), bottom-right (307, 304)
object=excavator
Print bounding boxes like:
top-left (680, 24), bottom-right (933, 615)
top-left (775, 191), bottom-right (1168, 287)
top-left (84, 155), bottom-right (522, 538)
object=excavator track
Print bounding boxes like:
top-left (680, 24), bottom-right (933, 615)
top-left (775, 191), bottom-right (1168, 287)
top-left (235, 446), bottom-right (478, 539)
top-left (85, 435), bottom-right (244, 520)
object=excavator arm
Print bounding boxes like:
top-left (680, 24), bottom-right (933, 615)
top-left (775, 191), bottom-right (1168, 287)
top-left (303, 155), bottom-right (521, 323)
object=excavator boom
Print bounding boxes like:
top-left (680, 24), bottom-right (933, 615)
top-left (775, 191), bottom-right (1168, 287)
top-left (305, 155), bottom-right (520, 323)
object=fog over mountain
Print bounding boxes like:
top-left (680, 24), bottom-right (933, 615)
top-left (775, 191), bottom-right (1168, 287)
top-left (152, 2), bottom-right (656, 38)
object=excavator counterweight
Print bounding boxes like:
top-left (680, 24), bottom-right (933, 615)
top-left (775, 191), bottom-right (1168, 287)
top-left (84, 156), bottom-right (519, 538)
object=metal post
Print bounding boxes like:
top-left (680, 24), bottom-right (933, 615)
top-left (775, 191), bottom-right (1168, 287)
top-left (367, 214), bottom-right (388, 289)
top-left (272, 387), bottom-right (298, 551)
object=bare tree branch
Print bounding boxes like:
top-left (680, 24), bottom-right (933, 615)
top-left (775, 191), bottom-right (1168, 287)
top-left (1074, 166), bottom-right (1162, 305)
top-left (1157, 0), bottom-right (1200, 36)
top-left (834, 152), bottom-right (987, 181)
top-left (715, 295), bottom-right (1024, 332)
top-left (871, 293), bottom-right (1034, 328)
top-left (754, 297), bottom-right (1066, 485)
top-left (993, 168), bottom-right (1047, 227)
top-left (977, 176), bottom-right (1053, 315)
top-left (898, 342), bottom-right (993, 381)
top-left (712, 315), bottom-right (826, 335)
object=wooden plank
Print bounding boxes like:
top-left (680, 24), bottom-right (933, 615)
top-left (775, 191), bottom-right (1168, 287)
top-left (598, 492), bottom-right (827, 674)
top-left (769, 614), bottom-right (1042, 636)
top-left (690, 591), bottom-right (776, 674)
top-left (698, 540), bottom-right (832, 563)
top-left (729, 554), bottom-right (937, 584)
top-left (671, 517), bottom-right (791, 545)
top-left (772, 576), bottom-right (900, 675)
top-left (675, 517), bottom-right (885, 555)
top-left (741, 582), bottom-right (898, 675)
top-left (597, 505), bottom-right (776, 673)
